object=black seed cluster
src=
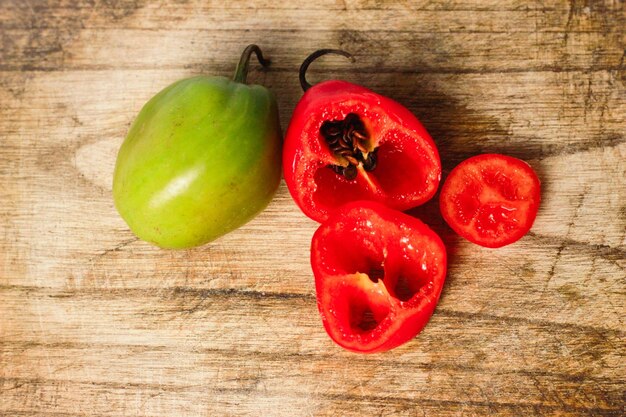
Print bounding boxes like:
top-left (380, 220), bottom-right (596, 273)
top-left (320, 113), bottom-right (378, 180)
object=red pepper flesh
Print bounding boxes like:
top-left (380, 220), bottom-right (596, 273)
top-left (311, 201), bottom-right (447, 353)
top-left (439, 154), bottom-right (541, 248)
top-left (284, 79), bottom-right (441, 223)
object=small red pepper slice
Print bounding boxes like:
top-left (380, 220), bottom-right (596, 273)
top-left (311, 201), bottom-right (447, 353)
top-left (284, 50), bottom-right (441, 223)
top-left (439, 154), bottom-right (541, 248)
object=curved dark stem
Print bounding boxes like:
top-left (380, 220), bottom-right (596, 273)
top-left (233, 44), bottom-right (271, 84)
top-left (299, 49), bottom-right (354, 92)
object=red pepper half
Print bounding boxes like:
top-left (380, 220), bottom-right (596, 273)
top-left (284, 50), bottom-right (441, 223)
top-left (439, 154), bottom-right (541, 248)
top-left (311, 201), bottom-right (447, 353)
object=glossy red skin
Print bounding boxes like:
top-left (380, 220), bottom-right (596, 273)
top-left (311, 201), bottom-right (447, 353)
top-left (439, 154), bottom-right (541, 248)
top-left (284, 80), bottom-right (441, 223)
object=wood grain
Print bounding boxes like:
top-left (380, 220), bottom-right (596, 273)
top-left (1, 0), bottom-right (624, 416)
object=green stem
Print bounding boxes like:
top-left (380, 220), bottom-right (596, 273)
top-left (233, 45), bottom-right (270, 84)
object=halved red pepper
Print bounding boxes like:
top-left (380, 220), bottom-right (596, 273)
top-left (311, 201), bottom-right (447, 353)
top-left (284, 50), bottom-right (441, 223)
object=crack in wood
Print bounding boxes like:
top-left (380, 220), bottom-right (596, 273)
top-left (543, 187), bottom-right (590, 289)
top-left (1, 284), bottom-right (624, 337)
top-left (90, 237), bottom-right (139, 261)
top-left (1, 339), bottom-right (621, 383)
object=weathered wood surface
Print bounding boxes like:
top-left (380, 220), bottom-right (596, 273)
top-left (1, 0), bottom-right (624, 415)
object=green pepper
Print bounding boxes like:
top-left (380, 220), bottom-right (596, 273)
top-left (113, 45), bottom-right (282, 249)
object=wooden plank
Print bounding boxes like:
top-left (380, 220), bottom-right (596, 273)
top-left (1, 1), bottom-right (623, 75)
top-left (2, 377), bottom-right (621, 417)
top-left (0, 288), bottom-right (623, 414)
top-left (0, 286), bottom-right (623, 376)
top-left (0, 0), bottom-right (579, 17)
top-left (1, 69), bottom-right (623, 157)
top-left (1, 68), bottom-right (624, 228)
top-left (1, 28), bottom-right (624, 73)
top-left (1, 0), bottom-right (623, 33)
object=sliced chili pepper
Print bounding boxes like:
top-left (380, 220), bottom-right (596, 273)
top-left (439, 154), bottom-right (541, 248)
top-left (284, 50), bottom-right (442, 223)
top-left (311, 201), bottom-right (447, 353)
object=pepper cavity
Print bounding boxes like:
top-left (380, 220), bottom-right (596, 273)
top-left (320, 113), bottom-right (378, 180)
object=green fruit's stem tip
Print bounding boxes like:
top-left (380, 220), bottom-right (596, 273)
top-left (233, 44), bottom-right (271, 84)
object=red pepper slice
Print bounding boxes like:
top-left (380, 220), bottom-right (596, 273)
top-left (439, 154), bottom-right (541, 248)
top-left (284, 50), bottom-right (441, 223)
top-left (311, 201), bottom-right (447, 353)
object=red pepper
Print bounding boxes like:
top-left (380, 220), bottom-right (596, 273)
top-left (439, 154), bottom-right (541, 248)
top-left (311, 201), bottom-right (447, 353)
top-left (284, 50), bottom-right (442, 223)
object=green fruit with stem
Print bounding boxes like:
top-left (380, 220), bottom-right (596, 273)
top-left (113, 45), bottom-right (282, 248)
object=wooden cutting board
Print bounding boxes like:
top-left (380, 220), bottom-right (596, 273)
top-left (1, 1), bottom-right (624, 415)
